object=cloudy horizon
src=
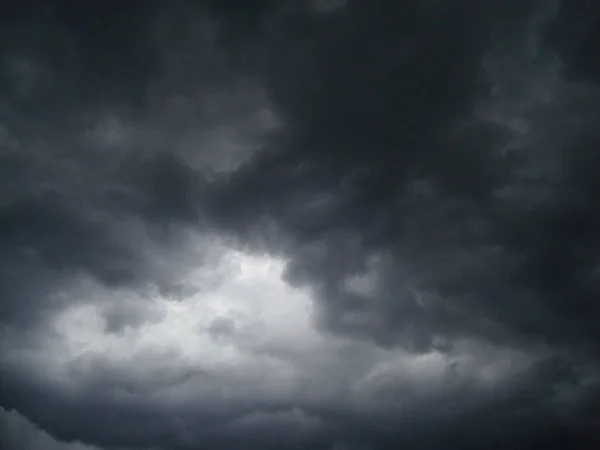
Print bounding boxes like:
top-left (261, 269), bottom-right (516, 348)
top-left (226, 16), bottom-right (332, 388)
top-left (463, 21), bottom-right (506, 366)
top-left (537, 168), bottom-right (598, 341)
top-left (1, 1), bottom-right (599, 449)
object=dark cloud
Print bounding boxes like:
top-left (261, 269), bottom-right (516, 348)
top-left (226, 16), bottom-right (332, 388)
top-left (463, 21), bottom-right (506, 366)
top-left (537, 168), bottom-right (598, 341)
top-left (210, 0), bottom-right (600, 353)
top-left (1, 407), bottom-right (104, 450)
top-left (1, 0), bottom-right (599, 449)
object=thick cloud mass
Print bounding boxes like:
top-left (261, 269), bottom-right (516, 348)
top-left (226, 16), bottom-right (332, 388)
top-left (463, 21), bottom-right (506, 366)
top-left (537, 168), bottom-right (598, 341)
top-left (1, 1), bottom-right (599, 449)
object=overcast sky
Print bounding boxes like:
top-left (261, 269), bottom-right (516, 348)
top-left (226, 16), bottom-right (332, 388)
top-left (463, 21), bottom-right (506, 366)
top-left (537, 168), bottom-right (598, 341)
top-left (1, 1), bottom-right (599, 449)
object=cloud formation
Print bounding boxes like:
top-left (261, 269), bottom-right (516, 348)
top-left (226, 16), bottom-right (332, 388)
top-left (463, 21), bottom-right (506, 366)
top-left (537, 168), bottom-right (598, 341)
top-left (1, 1), bottom-right (599, 449)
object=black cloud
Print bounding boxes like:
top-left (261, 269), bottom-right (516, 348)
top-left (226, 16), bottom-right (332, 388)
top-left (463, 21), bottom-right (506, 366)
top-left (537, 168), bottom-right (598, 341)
top-left (210, 0), bottom-right (600, 352)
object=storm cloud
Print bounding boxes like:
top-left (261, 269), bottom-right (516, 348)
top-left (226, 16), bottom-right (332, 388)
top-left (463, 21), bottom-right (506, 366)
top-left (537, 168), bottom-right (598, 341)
top-left (1, 1), bottom-right (599, 449)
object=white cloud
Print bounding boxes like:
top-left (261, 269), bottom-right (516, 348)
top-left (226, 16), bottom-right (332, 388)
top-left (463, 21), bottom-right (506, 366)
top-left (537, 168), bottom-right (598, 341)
top-left (0, 233), bottom-right (551, 436)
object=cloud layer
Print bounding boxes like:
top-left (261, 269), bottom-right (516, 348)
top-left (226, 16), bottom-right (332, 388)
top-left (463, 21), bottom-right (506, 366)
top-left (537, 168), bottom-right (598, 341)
top-left (1, 1), bottom-right (599, 449)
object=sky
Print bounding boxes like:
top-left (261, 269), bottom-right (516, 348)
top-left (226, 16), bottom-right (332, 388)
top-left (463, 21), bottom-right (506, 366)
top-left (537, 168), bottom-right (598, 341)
top-left (0, 1), bottom-right (599, 449)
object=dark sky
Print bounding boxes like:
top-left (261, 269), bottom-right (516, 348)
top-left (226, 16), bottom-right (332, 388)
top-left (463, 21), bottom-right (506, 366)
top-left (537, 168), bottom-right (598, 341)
top-left (1, 1), bottom-right (599, 449)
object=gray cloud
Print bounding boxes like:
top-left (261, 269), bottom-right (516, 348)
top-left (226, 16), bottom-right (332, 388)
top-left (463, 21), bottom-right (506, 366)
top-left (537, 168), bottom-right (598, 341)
top-left (1, 1), bottom-right (599, 449)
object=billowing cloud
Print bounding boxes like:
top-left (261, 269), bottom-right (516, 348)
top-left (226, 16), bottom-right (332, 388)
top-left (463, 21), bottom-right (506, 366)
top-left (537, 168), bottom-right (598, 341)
top-left (1, 1), bottom-right (599, 449)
